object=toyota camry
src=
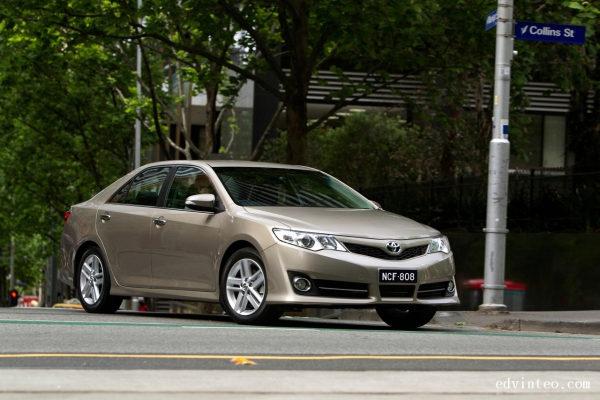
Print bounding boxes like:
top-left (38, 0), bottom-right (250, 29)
top-left (60, 161), bottom-right (458, 328)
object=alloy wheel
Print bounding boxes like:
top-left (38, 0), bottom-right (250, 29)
top-left (225, 258), bottom-right (265, 316)
top-left (79, 254), bottom-right (104, 305)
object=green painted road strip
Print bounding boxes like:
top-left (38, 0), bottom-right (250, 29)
top-left (0, 318), bottom-right (186, 328)
top-left (0, 318), bottom-right (598, 340)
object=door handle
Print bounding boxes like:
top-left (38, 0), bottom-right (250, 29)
top-left (153, 217), bottom-right (167, 226)
top-left (100, 213), bottom-right (111, 221)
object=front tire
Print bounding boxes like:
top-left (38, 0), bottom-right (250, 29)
top-left (220, 248), bottom-right (282, 325)
top-left (376, 305), bottom-right (437, 329)
top-left (76, 247), bottom-right (122, 314)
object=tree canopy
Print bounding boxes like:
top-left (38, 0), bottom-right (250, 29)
top-left (0, 0), bottom-right (599, 289)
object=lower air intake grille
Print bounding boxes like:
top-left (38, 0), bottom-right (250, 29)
top-left (417, 282), bottom-right (449, 299)
top-left (343, 243), bottom-right (428, 261)
top-left (379, 285), bottom-right (416, 298)
top-left (313, 280), bottom-right (369, 299)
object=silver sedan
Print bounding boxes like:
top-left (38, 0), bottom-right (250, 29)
top-left (61, 161), bottom-right (458, 328)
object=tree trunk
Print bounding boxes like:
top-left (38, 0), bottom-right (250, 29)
top-left (285, 90), bottom-right (308, 165)
top-left (439, 143), bottom-right (454, 180)
top-left (204, 82), bottom-right (218, 160)
top-left (282, 1), bottom-right (310, 165)
top-left (439, 107), bottom-right (459, 180)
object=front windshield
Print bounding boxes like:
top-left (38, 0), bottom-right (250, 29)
top-left (213, 167), bottom-right (373, 209)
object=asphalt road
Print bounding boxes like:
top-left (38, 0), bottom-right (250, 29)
top-left (1, 308), bottom-right (599, 398)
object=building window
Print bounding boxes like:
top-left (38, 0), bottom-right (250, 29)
top-left (511, 114), bottom-right (569, 170)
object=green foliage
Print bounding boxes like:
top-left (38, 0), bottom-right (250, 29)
top-left (0, 1), bottom-right (137, 280)
top-left (3, 235), bottom-right (47, 291)
top-left (0, 0), bottom-right (599, 291)
top-left (7, 0), bottom-right (596, 170)
top-left (309, 113), bottom-right (415, 188)
top-left (263, 113), bottom-right (450, 186)
top-left (563, 0), bottom-right (600, 33)
top-left (263, 107), bottom-right (532, 187)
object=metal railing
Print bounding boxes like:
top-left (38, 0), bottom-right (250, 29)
top-left (360, 170), bottom-right (600, 233)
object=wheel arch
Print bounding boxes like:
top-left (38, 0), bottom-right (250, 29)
top-left (74, 240), bottom-right (103, 276)
top-left (218, 240), bottom-right (258, 285)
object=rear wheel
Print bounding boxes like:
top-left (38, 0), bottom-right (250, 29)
top-left (375, 305), bottom-right (437, 329)
top-left (220, 248), bottom-right (282, 325)
top-left (76, 247), bottom-right (122, 313)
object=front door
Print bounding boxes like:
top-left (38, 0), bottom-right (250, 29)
top-left (150, 166), bottom-right (224, 291)
top-left (96, 166), bottom-right (172, 288)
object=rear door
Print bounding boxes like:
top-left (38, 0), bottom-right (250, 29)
top-left (150, 166), bottom-right (225, 291)
top-left (96, 166), bottom-right (172, 288)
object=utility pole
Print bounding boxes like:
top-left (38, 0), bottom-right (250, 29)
top-left (134, 0), bottom-right (142, 169)
top-left (480, 0), bottom-right (513, 312)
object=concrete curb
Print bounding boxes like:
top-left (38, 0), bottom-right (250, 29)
top-left (335, 309), bottom-right (600, 335)
top-left (485, 318), bottom-right (600, 335)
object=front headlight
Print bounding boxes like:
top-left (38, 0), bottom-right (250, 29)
top-left (428, 235), bottom-right (450, 254)
top-left (273, 229), bottom-right (347, 252)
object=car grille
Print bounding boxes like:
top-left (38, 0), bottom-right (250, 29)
top-left (342, 243), bottom-right (429, 261)
top-left (417, 282), bottom-right (449, 299)
top-left (313, 279), bottom-right (369, 299)
top-left (379, 285), bottom-right (416, 298)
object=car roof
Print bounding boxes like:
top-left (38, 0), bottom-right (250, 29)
top-left (137, 160), bottom-right (316, 171)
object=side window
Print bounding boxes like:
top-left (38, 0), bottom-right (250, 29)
top-left (109, 181), bottom-right (132, 204)
top-left (166, 167), bottom-right (217, 210)
top-left (122, 166), bottom-right (171, 207)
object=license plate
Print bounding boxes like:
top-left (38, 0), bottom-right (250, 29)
top-left (379, 269), bottom-right (417, 283)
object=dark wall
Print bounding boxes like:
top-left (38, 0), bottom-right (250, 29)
top-left (448, 233), bottom-right (600, 311)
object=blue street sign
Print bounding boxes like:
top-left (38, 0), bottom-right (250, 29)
top-left (515, 21), bottom-right (586, 45)
top-left (485, 9), bottom-right (498, 31)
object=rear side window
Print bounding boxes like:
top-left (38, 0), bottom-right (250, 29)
top-left (110, 167), bottom-right (171, 206)
top-left (109, 182), bottom-right (131, 204)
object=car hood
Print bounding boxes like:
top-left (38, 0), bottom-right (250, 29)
top-left (243, 207), bottom-right (439, 239)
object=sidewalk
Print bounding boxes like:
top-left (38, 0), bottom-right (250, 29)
top-left (336, 309), bottom-right (600, 335)
top-left (436, 310), bottom-right (600, 335)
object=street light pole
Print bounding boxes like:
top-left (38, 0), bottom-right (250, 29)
top-left (134, 0), bottom-right (142, 170)
top-left (480, 0), bottom-right (514, 312)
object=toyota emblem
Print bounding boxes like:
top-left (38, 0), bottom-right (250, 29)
top-left (386, 241), bottom-right (401, 253)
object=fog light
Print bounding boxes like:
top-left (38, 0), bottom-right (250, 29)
top-left (293, 277), bottom-right (312, 292)
top-left (447, 279), bottom-right (455, 292)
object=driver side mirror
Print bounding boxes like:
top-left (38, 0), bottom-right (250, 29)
top-left (185, 194), bottom-right (219, 213)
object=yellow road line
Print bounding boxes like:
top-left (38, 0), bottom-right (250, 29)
top-left (0, 354), bottom-right (599, 361)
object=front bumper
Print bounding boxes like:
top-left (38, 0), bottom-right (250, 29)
top-left (262, 241), bottom-right (459, 306)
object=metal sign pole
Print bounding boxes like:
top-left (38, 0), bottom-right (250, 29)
top-left (480, 0), bottom-right (513, 312)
